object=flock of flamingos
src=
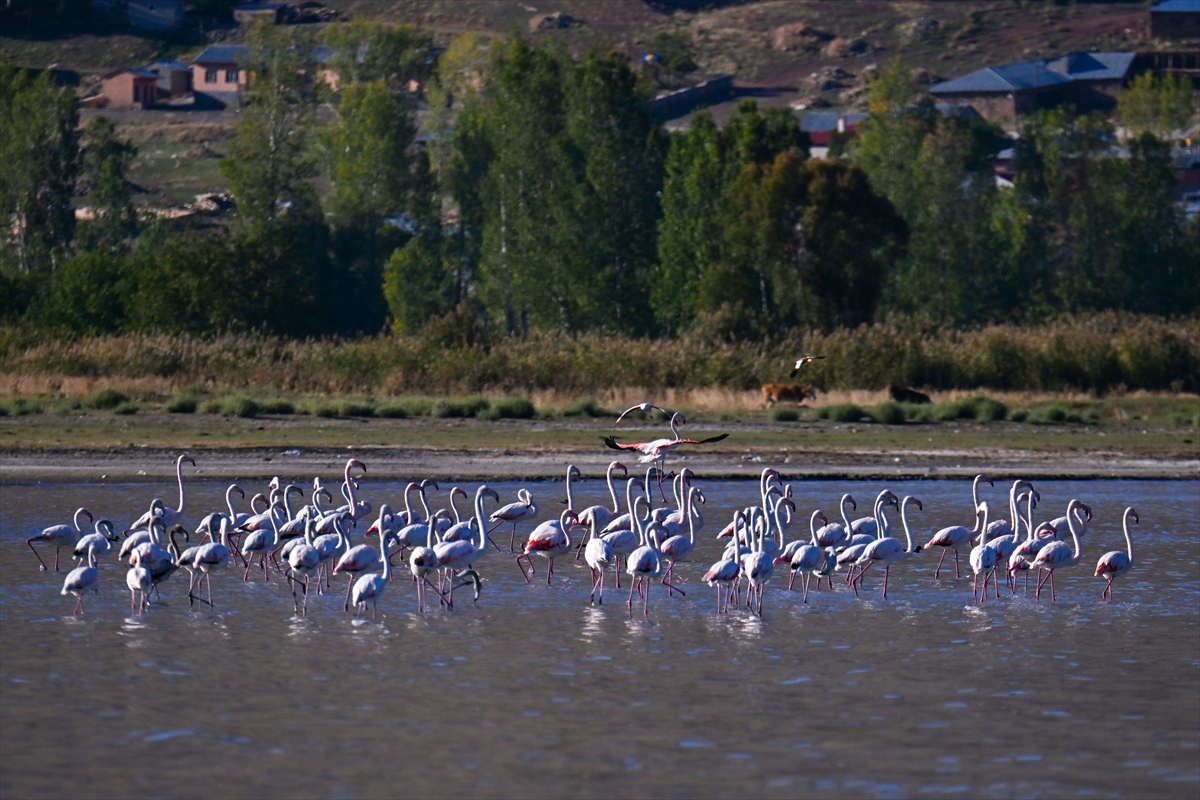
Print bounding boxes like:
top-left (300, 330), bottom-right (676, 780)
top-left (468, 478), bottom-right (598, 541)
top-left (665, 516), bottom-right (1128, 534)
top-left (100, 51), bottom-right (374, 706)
top-left (28, 401), bottom-right (1141, 619)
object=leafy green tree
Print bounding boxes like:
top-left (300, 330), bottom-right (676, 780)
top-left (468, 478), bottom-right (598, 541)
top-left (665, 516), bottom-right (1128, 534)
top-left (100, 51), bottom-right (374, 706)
top-left (77, 116), bottom-right (138, 252)
top-left (326, 19), bottom-right (434, 92)
top-left (1118, 72), bottom-right (1197, 139)
top-left (39, 248), bottom-right (128, 334)
top-left (0, 63), bottom-right (79, 275)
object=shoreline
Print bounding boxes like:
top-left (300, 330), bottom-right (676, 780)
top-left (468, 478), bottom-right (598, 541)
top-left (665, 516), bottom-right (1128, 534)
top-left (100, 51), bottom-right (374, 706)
top-left (3, 446), bottom-right (1196, 483)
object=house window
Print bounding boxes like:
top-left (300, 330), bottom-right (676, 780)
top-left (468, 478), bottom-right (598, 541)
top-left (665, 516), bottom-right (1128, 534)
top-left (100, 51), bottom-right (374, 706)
top-left (205, 69), bottom-right (217, 84)
top-left (133, 84), bottom-right (140, 103)
top-left (226, 69), bottom-right (239, 84)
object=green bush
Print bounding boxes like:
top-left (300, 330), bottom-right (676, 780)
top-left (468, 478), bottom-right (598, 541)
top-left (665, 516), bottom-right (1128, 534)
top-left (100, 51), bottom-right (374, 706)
top-left (769, 407), bottom-right (800, 422)
top-left (339, 400), bottom-right (376, 417)
top-left (112, 401), bottom-right (139, 415)
top-left (165, 395), bottom-right (197, 413)
top-left (434, 396), bottom-right (489, 418)
top-left (1009, 408), bottom-right (1030, 422)
top-left (83, 388), bottom-right (128, 410)
top-left (198, 399), bottom-right (223, 414)
top-left (223, 396), bottom-right (258, 418)
top-left (868, 401), bottom-right (906, 425)
top-left (817, 403), bottom-right (866, 422)
top-left (963, 395), bottom-right (1008, 422)
top-left (1029, 405), bottom-right (1068, 425)
top-left (0, 398), bottom-right (43, 416)
top-left (374, 402), bottom-right (408, 418)
top-left (309, 402), bottom-right (337, 418)
top-left (260, 398), bottom-right (294, 414)
top-left (562, 397), bottom-right (609, 417)
top-left (393, 397), bottom-right (434, 417)
top-left (179, 383), bottom-right (207, 397)
top-left (475, 405), bottom-right (501, 421)
top-left (493, 397), bottom-right (536, 419)
top-left (901, 403), bottom-right (934, 422)
top-left (54, 398), bottom-right (83, 415)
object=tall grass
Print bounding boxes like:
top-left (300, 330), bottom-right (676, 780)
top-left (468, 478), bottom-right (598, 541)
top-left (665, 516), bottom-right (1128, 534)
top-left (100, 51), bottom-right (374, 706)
top-left (0, 313), bottom-right (1195, 396)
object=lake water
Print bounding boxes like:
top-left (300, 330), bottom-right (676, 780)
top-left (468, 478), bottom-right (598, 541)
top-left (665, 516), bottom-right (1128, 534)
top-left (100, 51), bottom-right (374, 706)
top-left (1, 477), bottom-right (1198, 799)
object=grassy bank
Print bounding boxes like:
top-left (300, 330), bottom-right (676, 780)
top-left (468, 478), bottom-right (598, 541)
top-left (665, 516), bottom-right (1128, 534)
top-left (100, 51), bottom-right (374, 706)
top-left (2, 314), bottom-right (1196, 400)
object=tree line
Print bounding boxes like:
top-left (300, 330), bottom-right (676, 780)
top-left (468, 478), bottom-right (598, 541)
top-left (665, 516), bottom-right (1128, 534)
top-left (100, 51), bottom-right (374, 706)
top-left (1, 23), bottom-right (1196, 342)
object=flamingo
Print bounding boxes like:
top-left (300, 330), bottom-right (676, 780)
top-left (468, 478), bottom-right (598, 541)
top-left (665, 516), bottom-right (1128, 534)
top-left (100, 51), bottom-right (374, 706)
top-left (925, 478), bottom-right (992, 579)
top-left (129, 454), bottom-right (195, 530)
top-left (658, 486), bottom-right (703, 596)
top-left (1008, 521), bottom-right (1058, 594)
top-left (575, 461), bottom-right (628, 558)
top-left (188, 517), bottom-right (233, 608)
top-left (434, 486), bottom-right (500, 607)
top-left (1030, 499), bottom-right (1087, 602)
top-left (583, 512), bottom-right (614, 606)
top-left (438, 487), bottom-right (473, 541)
top-left (61, 549), bottom-right (99, 615)
top-left (840, 494), bottom-right (893, 595)
top-left (334, 506), bottom-right (391, 612)
top-left (350, 526), bottom-right (394, 619)
top-left (126, 550), bottom-right (152, 615)
top-left (625, 497), bottom-right (666, 618)
top-left (27, 507), bottom-right (93, 571)
top-left (197, 483), bottom-right (246, 540)
top-left (516, 509), bottom-right (580, 586)
top-left (332, 458), bottom-right (369, 522)
top-left (284, 516), bottom-right (320, 615)
top-left (615, 402), bottom-right (668, 422)
top-left (602, 412), bottom-right (728, 498)
top-left (988, 489), bottom-right (1037, 592)
top-left (742, 506), bottom-right (775, 616)
top-left (704, 510), bottom-right (752, 614)
top-left (986, 480), bottom-right (1036, 541)
top-left (776, 510), bottom-right (827, 600)
top-left (146, 525), bottom-right (189, 601)
top-left (240, 501), bottom-right (282, 581)
top-left (409, 528), bottom-right (442, 614)
top-left (813, 494), bottom-right (855, 549)
top-left (1095, 507), bottom-right (1139, 600)
top-left (855, 496), bottom-right (924, 599)
top-left (600, 477), bottom-right (647, 588)
top-left (71, 519), bottom-right (120, 564)
top-left (312, 512), bottom-right (354, 591)
top-left (848, 489), bottom-right (899, 540)
top-left (968, 503), bottom-right (998, 603)
top-left (489, 488), bottom-right (538, 552)
top-left (789, 354), bottom-right (825, 377)
top-left (1050, 502), bottom-right (1092, 541)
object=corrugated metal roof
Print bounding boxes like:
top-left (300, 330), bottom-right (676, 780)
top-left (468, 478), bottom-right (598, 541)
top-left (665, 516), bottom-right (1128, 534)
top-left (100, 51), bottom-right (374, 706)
top-left (1045, 52), bottom-right (1135, 81)
top-left (151, 60), bottom-right (191, 71)
top-left (1150, 0), bottom-right (1200, 12)
top-left (932, 52), bottom-right (1134, 95)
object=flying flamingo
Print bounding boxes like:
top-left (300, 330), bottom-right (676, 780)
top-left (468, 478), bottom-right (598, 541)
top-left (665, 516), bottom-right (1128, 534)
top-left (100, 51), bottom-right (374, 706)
top-left (575, 461), bottom-right (628, 559)
top-left (1095, 507), bottom-right (1139, 600)
top-left (855, 496), bottom-right (924, 599)
top-left (603, 412), bottom-right (728, 499)
top-left (130, 454), bottom-right (195, 530)
top-left (27, 507), bottom-right (93, 571)
top-left (61, 549), bottom-right (99, 615)
top-left (1030, 499), bottom-right (1087, 601)
top-left (790, 354), bottom-right (825, 377)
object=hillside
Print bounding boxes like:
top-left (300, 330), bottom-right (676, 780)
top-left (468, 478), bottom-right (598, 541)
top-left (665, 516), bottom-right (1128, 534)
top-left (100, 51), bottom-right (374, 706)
top-left (0, 0), bottom-right (1169, 207)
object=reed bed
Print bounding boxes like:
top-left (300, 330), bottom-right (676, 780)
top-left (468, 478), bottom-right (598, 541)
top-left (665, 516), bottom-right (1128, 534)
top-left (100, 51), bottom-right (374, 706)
top-left (0, 313), bottom-right (1196, 399)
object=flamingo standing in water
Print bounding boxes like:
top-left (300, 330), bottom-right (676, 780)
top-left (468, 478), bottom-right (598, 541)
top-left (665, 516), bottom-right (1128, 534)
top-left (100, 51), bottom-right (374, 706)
top-left (126, 550), bottom-right (152, 615)
top-left (855, 496), bottom-right (924, 600)
top-left (1030, 499), bottom-right (1087, 602)
top-left (71, 518), bottom-right (119, 564)
top-left (350, 526), bottom-right (394, 619)
top-left (284, 516), bottom-right (320, 615)
top-left (776, 510), bottom-right (827, 601)
top-left (1095, 507), bottom-right (1139, 601)
top-left (61, 550), bottom-right (99, 615)
top-left (434, 486), bottom-right (500, 607)
top-left (703, 510), bottom-right (747, 614)
top-left (130, 454), bottom-right (195, 531)
top-left (968, 503), bottom-right (996, 603)
top-left (625, 497), bottom-right (666, 618)
top-left (516, 508), bottom-right (580, 586)
top-left (924, 475), bottom-right (992, 579)
top-left (489, 488), bottom-right (538, 552)
top-left (583, 512), bottom-right (614, 606)
top-left (658, 486), bottom-right (703, 596)
top-left (575, 461), bottom-right (628, 559)
top-left (188, 517), bottom-right (233, 608)
top-left (27, 507), bottom-right (93, 571)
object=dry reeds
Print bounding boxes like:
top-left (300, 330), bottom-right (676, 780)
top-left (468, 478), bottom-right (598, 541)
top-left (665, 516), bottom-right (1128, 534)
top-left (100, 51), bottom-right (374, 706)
top-left (0, 313), bottom-right (1195, 399)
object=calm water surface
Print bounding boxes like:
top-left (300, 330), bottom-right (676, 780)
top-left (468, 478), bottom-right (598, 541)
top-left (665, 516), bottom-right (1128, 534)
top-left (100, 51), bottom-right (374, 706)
top-left (1, 478), bottom-right (1198, 799)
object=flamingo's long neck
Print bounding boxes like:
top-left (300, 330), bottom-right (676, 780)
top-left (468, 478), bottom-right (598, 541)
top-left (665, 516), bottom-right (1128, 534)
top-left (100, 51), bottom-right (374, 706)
top-left (473, 488), bottom-right (490, 551)
top-left (1065, 502), bottom-right (1081, 562)
top-left (74, 508), bottom-right (88, 532)
top-left (971, 476), bottom-right (982, 511)
top-left (977, 504), bottom-right (990, 547)
top-left (900, 499), bottom-right (915, 552)
top-left (840, 495), bottom-right (853, 531)
top-left (1123, 509), bottom-right (1135, 564)
top-left (565, 466), bottom-right (576, 512)
top-left (559, 512), bottom-right (573, 548)
top-left (226, 486), bottom-right (238, 519)
top-left (686, 489), bottom-right (698, 544)
top-left (175, 457), bottom-right (186, 515)
top-left (606, 465), bottom-right (621, 513)
top-left (449, 492), bottom-right (462, 523)
top-left (809, 511), bottom-right (822, 545)
top-left (380, 532), bottom-right (392, 582)
top-left (344, 463), bottom-right (359, 520)
top-left (669, 414), bottom-right (681, 440)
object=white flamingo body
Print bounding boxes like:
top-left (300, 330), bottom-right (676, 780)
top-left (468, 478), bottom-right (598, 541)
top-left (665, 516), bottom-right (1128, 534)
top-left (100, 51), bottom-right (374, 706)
top-left (130, 454), bottom-right (195, 530)
top-left (28, 507), bottom-right (93, 571)
top-left (1030, 499), bottom-right (1086, 601)
top-left (126, 551), bottom-right (152, 615)
top-left (1095, 507), bottom-right (1138, 600)
top-left (61, 550), bottom-right (99, 614)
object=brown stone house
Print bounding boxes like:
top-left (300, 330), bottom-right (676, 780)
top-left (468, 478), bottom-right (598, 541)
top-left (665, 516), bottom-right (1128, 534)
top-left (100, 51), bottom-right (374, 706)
top-left (100, 68), bottom-right (159, 109)
top-left (191, 45), bottom-right (248, 106)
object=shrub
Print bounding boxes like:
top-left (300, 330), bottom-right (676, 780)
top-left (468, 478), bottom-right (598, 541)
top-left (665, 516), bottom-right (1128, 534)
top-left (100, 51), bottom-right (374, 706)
top-left (339, 401), bottom-right (376, 417)
top-left (1029, 405), bottom-right (1068, 425)
top-left (223, 396), bottom-right (258, 418)
top-left (1, 398), bottom-right (42, 416)
top-left (562, 397), bottom-right (609, 417)
top-left (179, 383), bottom-right (207, 397)
top-left (112, 401), bottom-right (139, 415)
top-left (962, 395), bottom-right (1007, 422)
top-left (394, 397), bottom-right (434, 417)
top-left (817, 403), bottom-right (866, 422)
top-left (165, 395), bottom-right (197, 413)
top-left (901, 403), bottom-right (934, 422)
top-left (476, 405), bottom-right (501, 421)
top-left (260, 398), bottom-right (294, 414)
top-left (868, 401), bottom-right (906, 425)
top-left (1009, 408), bottom-right (1030, 422)
top-left (374, 403), bottom-right (408, 419)
top-left (309, 402), bottom-right (337, 418)
top-left (54, 398), bottom-right (83, 415)
top-left (198, 399), bottom-right (223, 414)
top-left (83, 388), bottom-right (128, 410)
top-left (434, 396), bottom-right (489, 418)
top-left (769, 407), bottom-right (800, 422)
top-left (493, 397), bottom-right (536, 419)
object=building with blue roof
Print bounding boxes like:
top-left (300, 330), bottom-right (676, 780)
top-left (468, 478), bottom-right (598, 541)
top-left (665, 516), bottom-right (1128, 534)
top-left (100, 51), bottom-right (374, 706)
top-left (929, 51), bottom-right (1138, 121)
top-left (1150, 1), bottom-right (1200, 38)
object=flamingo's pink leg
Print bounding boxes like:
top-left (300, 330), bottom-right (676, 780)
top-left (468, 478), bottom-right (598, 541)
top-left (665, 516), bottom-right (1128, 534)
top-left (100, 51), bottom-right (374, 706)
top-left (933, 549), bottom-right (946, 580)
top-left (26, 540), bottom-right (48, 571)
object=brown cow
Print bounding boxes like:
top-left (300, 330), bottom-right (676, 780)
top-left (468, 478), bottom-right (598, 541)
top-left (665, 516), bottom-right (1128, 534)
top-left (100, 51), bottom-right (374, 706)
top-left (888, 385), bottom-right (931, 404)
top-left (761, 383), bottom-right (817, 408)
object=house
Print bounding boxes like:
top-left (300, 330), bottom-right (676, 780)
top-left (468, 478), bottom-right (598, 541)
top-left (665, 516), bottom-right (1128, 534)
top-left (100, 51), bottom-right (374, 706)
top-left (1150, 0), bottom-right (1200, 39)
top-left (800, 112), bottom-right (867, 157)
top-left (191, 45), bottom-right (249, 106)
top-left (929, 52), bottom-right (1137, 121)
top-left (1135, 50), bottom-right (1200, 81)
top-left (148, 61), bottom-right (193, 100)
top-left (127, 0), bottom-right (184, 30)
top-left (233, 3), bottom-right (291, 25)
top-left (100, 69), bottom-right (159, 109)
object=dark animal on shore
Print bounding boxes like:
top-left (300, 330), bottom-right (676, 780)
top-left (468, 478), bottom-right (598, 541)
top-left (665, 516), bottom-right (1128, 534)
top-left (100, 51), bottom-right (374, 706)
top-left (761, 384), bottom-right (817, 408)
top-left (889, 386), bottom-right (931, 404)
